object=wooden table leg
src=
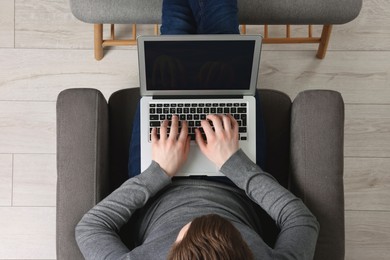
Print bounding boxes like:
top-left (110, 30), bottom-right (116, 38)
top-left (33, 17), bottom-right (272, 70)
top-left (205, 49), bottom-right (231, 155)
top-left (316, 24), bottom-right (333, 59)
top-left (94, 24), bottom-right (104, 60)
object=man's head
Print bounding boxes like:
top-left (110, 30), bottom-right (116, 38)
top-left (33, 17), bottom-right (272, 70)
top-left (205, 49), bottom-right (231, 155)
top-left (168, 214), bottom-right (254, 260)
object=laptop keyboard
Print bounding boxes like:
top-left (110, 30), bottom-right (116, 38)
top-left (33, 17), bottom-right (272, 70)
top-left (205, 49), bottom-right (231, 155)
top-left (149, 102), bottom-right (248, 141)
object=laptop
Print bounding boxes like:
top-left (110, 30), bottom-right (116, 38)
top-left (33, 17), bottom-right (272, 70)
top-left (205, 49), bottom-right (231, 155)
top-left (138, 34), bottom-right (262, 176)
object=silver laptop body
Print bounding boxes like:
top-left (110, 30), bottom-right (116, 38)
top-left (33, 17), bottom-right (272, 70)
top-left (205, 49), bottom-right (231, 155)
top-left (138, 35), bottom-right (262, 176)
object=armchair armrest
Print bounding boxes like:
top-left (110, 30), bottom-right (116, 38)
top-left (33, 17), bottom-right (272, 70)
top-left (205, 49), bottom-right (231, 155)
top-left (56, 89), bottom-right (110, 260)
top-left (290, 90), bottom-right (345, 260)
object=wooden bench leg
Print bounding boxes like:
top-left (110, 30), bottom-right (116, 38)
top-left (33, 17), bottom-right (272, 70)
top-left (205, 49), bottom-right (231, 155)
top-left (94, 24), bottom-right (104, 61)
top-left (316, 24), bottom-right (333, 59)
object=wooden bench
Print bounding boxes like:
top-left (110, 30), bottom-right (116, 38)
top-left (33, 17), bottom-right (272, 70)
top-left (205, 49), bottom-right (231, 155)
top-left (69, 0), bottom-right (362, 60)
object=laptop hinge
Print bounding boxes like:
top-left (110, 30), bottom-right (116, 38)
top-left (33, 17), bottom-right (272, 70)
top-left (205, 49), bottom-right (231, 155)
top-left (153, 95), bottom-right (244, 100)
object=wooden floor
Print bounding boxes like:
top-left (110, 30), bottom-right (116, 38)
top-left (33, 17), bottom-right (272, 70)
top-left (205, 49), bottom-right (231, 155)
top-left (0, 0), bottom-right (389, 259)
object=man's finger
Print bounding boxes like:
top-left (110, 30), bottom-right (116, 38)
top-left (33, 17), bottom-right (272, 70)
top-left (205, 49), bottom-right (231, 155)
top-left (201, 119), bottom-right (214, 138)
top-left (160, 120), bottom-right (168, 140)
top-left (221, 114), bottom-right (232, 130)
top-left (169, 115), bottom-right (179, 139)
top-left (178, 120), bottom-right (188, 142)
top-left (227, 114), bottom-right (238, 131)
top-left (195, 128), bottom-right (207, 152)
top-left (207, 114), bottom-right (223, 133)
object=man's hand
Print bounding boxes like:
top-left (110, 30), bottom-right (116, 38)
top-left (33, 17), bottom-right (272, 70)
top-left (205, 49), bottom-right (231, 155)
top-left (152, 115), bottom-right (190, 177)
top-left (195, 114), bottom-right (239, 169)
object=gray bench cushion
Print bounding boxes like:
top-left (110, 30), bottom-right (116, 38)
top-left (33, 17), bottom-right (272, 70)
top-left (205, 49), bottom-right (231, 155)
top-left (70, 0), bottom-right (362, 25)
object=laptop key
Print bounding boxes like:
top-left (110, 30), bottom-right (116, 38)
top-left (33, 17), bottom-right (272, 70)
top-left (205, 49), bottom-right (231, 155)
top-left (239, 127), bottom-right (247, 133)
top-left (238, 107), bottom-right (246, 113)
top-left (150, 121), bottom-right (160, 127)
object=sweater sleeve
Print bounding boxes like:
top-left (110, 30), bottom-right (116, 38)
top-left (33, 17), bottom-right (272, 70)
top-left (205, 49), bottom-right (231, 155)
top-left (220, 149), bottom-right (320, 260)
top-left (75, 161), bottom-right (171, 260)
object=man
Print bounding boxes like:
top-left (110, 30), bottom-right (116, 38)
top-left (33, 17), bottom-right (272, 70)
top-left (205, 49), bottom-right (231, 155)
top-left (76, 115), bottom-right (319, 259)
top-left (76, 0), bottom-right (319, 259)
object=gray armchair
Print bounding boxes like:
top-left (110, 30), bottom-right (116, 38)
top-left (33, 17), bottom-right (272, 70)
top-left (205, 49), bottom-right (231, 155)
top-left (57, 88), bottom-right (345, 260)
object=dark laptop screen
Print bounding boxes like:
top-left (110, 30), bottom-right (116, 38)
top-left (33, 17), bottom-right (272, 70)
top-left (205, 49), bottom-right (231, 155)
top-left (144, 40), bottom-right (255, 91)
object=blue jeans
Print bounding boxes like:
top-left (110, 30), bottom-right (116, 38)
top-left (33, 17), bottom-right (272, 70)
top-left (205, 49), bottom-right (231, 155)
top-left (128, 0), bottom-right (266, 178)
top-left (161, 0), bottom-right (240, 34)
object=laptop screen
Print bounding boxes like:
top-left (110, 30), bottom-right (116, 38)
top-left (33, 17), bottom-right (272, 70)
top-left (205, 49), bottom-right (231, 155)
top-left (145, 40), bottom-right (254, 91)
top-left (138, 35), bottom-right (262, 96)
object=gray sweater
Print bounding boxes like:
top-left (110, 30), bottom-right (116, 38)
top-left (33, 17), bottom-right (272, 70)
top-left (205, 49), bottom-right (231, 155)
top-left (76, 149), bottom-right (319, 259)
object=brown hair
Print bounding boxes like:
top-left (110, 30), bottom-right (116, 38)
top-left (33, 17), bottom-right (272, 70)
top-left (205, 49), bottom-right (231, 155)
top-left (167, 214), bottom-right (254, 260)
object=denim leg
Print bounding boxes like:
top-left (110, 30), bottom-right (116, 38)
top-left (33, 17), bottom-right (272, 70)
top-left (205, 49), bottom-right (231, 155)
top-left (161, 0), bottom-right (197, 34)
top-left (188, 0), bottom-right (239, 34)
top-left (128, 102), bottom-right (141, 178)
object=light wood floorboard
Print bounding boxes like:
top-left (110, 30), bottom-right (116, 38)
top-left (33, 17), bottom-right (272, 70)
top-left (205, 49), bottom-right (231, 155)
top-left (13, 154), bottom-right (56, 207)
top-left (15, 0), bottom-right (92, 49)
top-left (345, 210), bottom-right (390, 260)
top-left (0, 154), bottom-right (13, 206)
top-left (0, 101), bottom-right (56, 154)
top-left (345, 157), bottom-right (390, 211)
top-left (1, 49), bottom-right (389, 105)
top-left (345, 104), bottom-right (390, 157)
top-left (259, 51), bottom-right (390, 104)
top-left (0, 48), bottom-right (138, 102)
top-left (0, 0), bottom-right (14, 48)
top-left (0, 207), bottom-right (56, 259)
